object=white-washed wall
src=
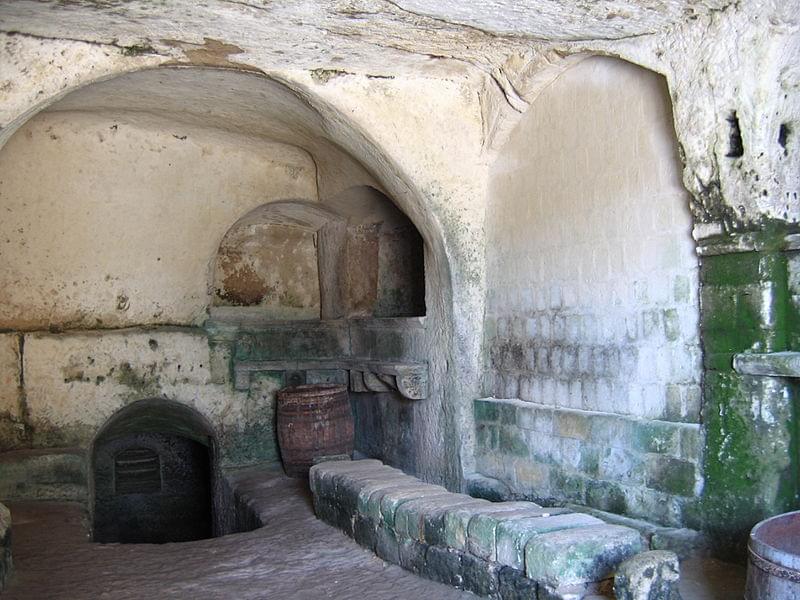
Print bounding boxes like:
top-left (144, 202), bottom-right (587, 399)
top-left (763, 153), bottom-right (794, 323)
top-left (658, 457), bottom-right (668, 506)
top-left (480, 57), bottom-right (703, 526)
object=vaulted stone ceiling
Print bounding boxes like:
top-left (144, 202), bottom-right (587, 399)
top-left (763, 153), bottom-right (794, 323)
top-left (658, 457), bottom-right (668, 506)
top-left (0, 0), bottom-right (797, 226)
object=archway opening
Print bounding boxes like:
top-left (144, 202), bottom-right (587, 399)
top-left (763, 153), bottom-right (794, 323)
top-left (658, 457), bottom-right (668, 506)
top-left (479, 56), bottom-right (702, 527)
top-left (0, 63), bottom-right (452, 498)
top-left (91, 399), bottom-right (217, 544)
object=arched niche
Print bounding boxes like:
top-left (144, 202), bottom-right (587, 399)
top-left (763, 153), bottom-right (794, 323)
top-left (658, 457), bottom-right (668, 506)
top-left (91, 398), bottom-right (218, 544)
top-left (480, 56), bottom-right (702, 525)
top-left (0, 63), bottom-right (460, 488)
top-left (213, 190), bottom-right (426, 321)
top-left (212, 200), bottom-right (345, 319)
top-left (324, 186), bottom-right (426, 319)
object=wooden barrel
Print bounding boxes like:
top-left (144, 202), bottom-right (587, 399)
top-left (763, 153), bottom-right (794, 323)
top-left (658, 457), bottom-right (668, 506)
top-left (746, 510), bottom-right (800, 599)
top-left (276, 384), bottom-right (353, 478)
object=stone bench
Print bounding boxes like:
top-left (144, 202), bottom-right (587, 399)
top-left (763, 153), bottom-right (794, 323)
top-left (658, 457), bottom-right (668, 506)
top-left (310, 459), bottom-right (644, 599)
top-left (0, 448), bottom-right (87, 502)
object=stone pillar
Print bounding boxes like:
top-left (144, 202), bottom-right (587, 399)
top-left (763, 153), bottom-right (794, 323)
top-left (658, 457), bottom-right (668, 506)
top-left (698, 228), bottom-right (799, 559)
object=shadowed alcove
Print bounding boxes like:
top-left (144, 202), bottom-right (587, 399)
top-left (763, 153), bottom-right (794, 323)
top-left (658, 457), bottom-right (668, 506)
top-left (91, 399), bottom-right (218, 544)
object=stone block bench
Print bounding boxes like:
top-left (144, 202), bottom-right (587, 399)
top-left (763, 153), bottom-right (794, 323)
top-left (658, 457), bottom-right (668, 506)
top-left (310, 459), bottom-right (644, 599)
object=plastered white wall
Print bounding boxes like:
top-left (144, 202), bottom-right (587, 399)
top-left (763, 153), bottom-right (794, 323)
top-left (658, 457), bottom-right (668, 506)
top-left (486, 57), bottom-right (702, 423)
top-left (0, 111), bottom-right (318, 330)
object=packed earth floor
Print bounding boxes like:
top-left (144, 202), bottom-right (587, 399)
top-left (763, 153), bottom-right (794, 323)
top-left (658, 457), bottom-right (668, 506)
top-left (2, 467), bottom-right (745, 599)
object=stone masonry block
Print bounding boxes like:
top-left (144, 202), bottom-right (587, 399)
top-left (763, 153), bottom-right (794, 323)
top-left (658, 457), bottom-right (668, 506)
top-left (679, 425), bottom-right (702, 461)
top-left (394, 493), bottom-right (476, 542)
top-left (633, 421), bottom-right (681, 455)
top-left (0, 334), bottom-right (20, 420)
top-left (645, 455), bottom-right (697, 497)
top-left (353, 514), bottom-right (378, 550)
top-left (363, 483), bottom-right (432, 523)
top-left (398, 538), bottom-right (427, 574)
top-left (514, 458), bottom-right (552, 492)
top-left (375, 523), bottom-right (400, 564)
top-left (585, 479), bottom-right (628, 514)
top-left (356, 475), bottom-right (419, 516)
top-left (590, 414), bottom-right (634, 449)
top-left (614, 550), bottom-right (681, 600)
top-left (313, 497), bottom-right (352, 534)
top-left (0, 448), bottom-right (87, 502)
top-left (499, 427), bottom-right (529, 457)
top-left (650, 527), bottom-right (710, 559)
top-left (332, 467), bottom-right (407, 516)
top-left (308, 459), bottom-right (382, 497)
top-left (496, 513), bottom-right (603, 571)
top-left (380, 485), bottom-right (449, 529)
top-left (538, 580), bottom-right (614, 600)
top-left (554, 410), bottom-right (590, 440)
top-left (468, 507), bottom-right (568, 561)
top-left (465, 473), bottom-right (511, 501)
top-left (474, 399), bottom-right (500, 423)
top-left (525, 524), bottom-right (644, 588)
top-left (443, 501), bottom-right (541, 552)
top-left (460, 552), bottom-right (502, 597)
top-left (424, 499), bottom-right (491, 547)
top-left (498, 566), bottom-right (539, 600)
top-left (598, 447), bottom-right (645, 484)
top-left (337, 467), bottom-right (409, 498)
top-left (422, 545), bottom-right (464, 588)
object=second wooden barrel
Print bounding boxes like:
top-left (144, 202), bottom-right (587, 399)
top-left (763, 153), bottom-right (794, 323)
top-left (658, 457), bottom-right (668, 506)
top-left (276, 383), bottom-right (354, 478)
top-left (746, 510), bottom-right (800, 599)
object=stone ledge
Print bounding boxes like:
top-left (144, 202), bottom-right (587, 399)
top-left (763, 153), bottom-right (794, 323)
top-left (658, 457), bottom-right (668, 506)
top-left (0, 448), bottom-right (87, 502)
top-left (567, 504), bottom-right (711, 559)
top-left (233, 358), bottom-right (429, 399)
top-left (733, 351), bottom-right (800, 378)
top-left (310, 458), bottom-right (646, 599)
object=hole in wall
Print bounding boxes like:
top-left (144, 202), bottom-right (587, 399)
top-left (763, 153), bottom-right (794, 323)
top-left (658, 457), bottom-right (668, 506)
top-left (779, 122), bottom-right (791, 155)
top-left (726, 111), bottom-right (744, 158)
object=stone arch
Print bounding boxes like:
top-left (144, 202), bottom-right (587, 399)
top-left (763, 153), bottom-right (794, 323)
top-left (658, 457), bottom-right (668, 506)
top-left (90, 398), bottom-right (219, 544)
top-left (1, 64), bottom-right (463, 486)
top-left (479, 55), bottom-right (702, 526)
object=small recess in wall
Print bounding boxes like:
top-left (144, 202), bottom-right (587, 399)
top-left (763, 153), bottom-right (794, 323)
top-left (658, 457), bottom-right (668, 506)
top-left (778, 123), bottom-right (790, 155)
top-left (726, 111), bottom-right (744, 158)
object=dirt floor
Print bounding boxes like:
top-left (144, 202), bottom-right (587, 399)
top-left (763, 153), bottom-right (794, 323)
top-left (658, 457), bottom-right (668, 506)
top-left (1, 468), bottom-right (746, 599)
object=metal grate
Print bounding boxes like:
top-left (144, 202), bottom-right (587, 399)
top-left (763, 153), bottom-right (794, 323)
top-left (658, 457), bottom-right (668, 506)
top-left (114, 447), bottom-right (162, 495)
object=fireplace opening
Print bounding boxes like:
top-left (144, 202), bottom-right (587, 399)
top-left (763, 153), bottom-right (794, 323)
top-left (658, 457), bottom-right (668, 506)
top-left (91, 399), bottom-right (217, 544)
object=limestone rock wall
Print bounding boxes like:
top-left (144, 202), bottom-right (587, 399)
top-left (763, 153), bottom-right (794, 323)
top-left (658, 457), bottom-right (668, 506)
top-left (214, 222), bottom-right (322, 318)
top-left (0, 111), bottom-right (318, 330)
top-left (18, 328), bottom-right (279, 467)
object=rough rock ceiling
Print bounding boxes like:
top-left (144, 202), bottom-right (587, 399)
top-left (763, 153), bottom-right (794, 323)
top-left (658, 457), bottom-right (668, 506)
top-left (391, 0), bottom-right (734, 40)
top-left (0, 0), bottom-right (737, 78)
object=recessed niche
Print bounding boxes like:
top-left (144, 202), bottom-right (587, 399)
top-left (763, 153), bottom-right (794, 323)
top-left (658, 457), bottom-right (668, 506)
top-left (213, 188), bottom-right (425, 320)
top-left (92, 399), bottom-right (216, 544)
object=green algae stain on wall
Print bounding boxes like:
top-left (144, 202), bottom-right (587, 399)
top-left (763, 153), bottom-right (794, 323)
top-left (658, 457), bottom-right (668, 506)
top-left (699, 229), bottom-right (800, 560)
